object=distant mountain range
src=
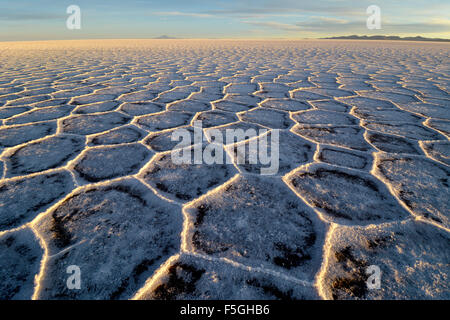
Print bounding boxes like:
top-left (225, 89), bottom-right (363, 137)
top-left (322, 35), bottom-right (450, 42)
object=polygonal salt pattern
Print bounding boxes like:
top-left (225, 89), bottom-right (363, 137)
top-left (420, 140), bottom-right (450, 165)
top-left (143, 126), bottom-right (195, 152)
top-left (33, 178), bottom-right (183, 299)
top-left (184, 175), bottom-right (327, 280)
top-left (72, 101), bottom-right (119, 114)
top-left (153, 86), bottom-right (200, 104)
top-left (338, 96), bottom-right (397, 110)
top-left (293, 109), bottom-right (357, 126)
top-left (166, 99), bottom-right (211, 114)
top-left (6, 94), bottom-right (52, 107)
top-left (135, 111), bottom-right (192, 132)
top-left (0, 170), bottom-right (75, 230)
top-left (189, 88), bottom-right (224, 102)
top-left (285, 163), bottom-right (410, 225)
top-left (139, 144), bottom-right (237, 202)
top-left (61, 112), bottom-right (131, 135)
top-left (204, 121), bottom-right (268, 145)
top-left (352, 108), bottom-right (423, 123)
top-left (260, 98), bottom-right (311, 112)
top-left (88, 125), bottom-right (145, 146)
top-left (224, 83), bottom-right (258, 95)
top-left (225, 130), bottom-right (315, 175)
top-left (397, 102), bottom-right (450, 120)
top-left (118, 102), bottom-right (163, 116)
top-left (3, 135), bottom-right (85, 176)
top-left (5, 105), bottom-right (74, 125)
top-left (426, 119), bottom-right (450, 138)
top-left (0, 122), bottom-right (56, 148)
top-left (69, 93), bottom-right (117, 105)
top-left (303, 88), bottom-right (355, 98)
top-left (192, 110), bottom-right (238, 128)
top-left (222, 93), bottom-right (262, 107)
top-left (315, 145), bottom-right (372, 171)
top-left (0, 106), bottom-right (31, 120)
top-left (361, 121), bottom-right (444, 141)
top-left (0, 40), bottom-right (449, 300)
top-left (358, 90), bottom-right (420, 104)
top-left (374, 153), bottom-right (450, 229)
top-left (72, 143), bottom-right (153, 183)
top-left (136, 254), bottom-right (319, 300)
top-left (238, 107), bottom-right (293, 129)
top-left (291, 89), bottom-right (329, 101)
top-left (321, 220), bottom-right (450, 299)
top-left (0, 228), bottom-right (44, 299)
top-left (117, 90), bottom-right (156, 102)
top-left (366, 131), bottom-right (423, 155)
top-left (212, 100), bottom-right (252, 113)
top-left (308, 100), bottom-right (349, 113)
top-left (292, 124), bottom-right (372, 151)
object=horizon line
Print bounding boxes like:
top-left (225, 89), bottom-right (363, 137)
top-left (1, 37), bottom-right (450, 44)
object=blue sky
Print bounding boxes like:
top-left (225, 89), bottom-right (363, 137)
top-left (1, 0), bottom-right (449, 41)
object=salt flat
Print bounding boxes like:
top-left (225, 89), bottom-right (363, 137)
top-left (0, 40), bottom-right (448, 300)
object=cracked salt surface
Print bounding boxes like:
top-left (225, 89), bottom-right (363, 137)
top-left (0, 40), bottom-right (448, 300)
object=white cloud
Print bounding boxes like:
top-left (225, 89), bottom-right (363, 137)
top-left (242, 21), bottom-right (302, 31)
top-left (312, 16), bottom-right (349, 24)
top-left (153, 11), bottom-right (214, 18)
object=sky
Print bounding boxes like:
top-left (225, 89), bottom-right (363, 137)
top-left (1, 0), bottom-right (449, 41)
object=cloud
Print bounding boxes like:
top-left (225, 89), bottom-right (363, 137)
top-left (203, 2), bottom-right (361, 17)
top-left (241, 13), bottom-right (450, 35)
top-left (312, 16), bottom-right (349, 24)
top-left (428, 18), bottom-right (450, 26)
top-left (153, 11), bottom-right (214, 18)
top-left (135, 1), bottom-right (450, 35)
top-left (150, 1), bottom-right (363, 19)
top-left (294, 17), bottom-right (450, 34)
top-left (242, 21), bottom-right (302, 31)
top-left (0, 11), bottom-right (63, 21)
top-left (383, 22), bottom-right (450, 33)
